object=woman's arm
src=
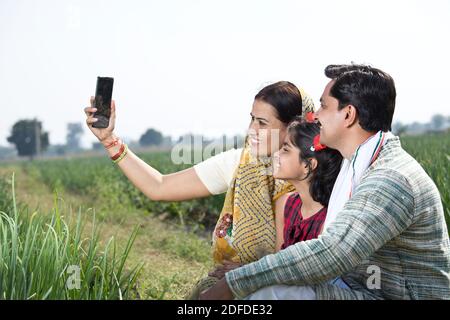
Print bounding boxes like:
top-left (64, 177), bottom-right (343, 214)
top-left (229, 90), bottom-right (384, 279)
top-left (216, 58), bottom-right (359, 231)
top-left (85, 99), bottom-right (212, 201)
top-left (108, 143), bottom-right (211, 201)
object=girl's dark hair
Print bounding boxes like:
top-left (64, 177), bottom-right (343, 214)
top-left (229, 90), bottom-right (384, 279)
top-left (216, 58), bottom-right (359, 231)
top-left (255, 81), bottom-right (303, 125)
top-left (287, 119), bottom-right (343, 207)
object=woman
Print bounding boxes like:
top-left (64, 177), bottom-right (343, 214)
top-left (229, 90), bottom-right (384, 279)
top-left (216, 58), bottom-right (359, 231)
top-left (83, 81), bottom-right (315, 297)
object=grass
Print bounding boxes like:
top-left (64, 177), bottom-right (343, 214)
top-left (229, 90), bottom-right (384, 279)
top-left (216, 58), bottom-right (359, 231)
top-left (20, 152), bottom-right (225, 231)
top-left (0, 165), bottom-right (213, 300)
top-left (401, 132), bottom-right (450, 229)
top-left (0, 173), bottom-right (141, 299)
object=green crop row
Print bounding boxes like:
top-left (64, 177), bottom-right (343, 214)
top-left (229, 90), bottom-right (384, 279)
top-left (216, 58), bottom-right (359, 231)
top-left (11, 133), bottom-right (450, 235)
top-left (23, 151), bottom-right (225, 232)
top-left (0, 173), bottom-right (141, 299)
top-left (401, 133), bottom-right (450, 229)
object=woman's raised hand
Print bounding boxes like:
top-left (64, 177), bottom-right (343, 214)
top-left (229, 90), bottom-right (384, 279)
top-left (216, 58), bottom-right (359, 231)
top-left (84, 96), bottom-right (117, 145)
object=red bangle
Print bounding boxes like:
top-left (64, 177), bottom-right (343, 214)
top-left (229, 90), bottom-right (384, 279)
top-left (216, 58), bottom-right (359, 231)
top-left (105, 138), bottom-right (120, 149)
top-left (111, 143), bottom-right (125, 161)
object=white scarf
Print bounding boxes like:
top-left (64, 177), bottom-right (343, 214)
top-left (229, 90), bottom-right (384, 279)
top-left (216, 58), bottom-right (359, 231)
top-left (323, 130), bottom-right (394, 233)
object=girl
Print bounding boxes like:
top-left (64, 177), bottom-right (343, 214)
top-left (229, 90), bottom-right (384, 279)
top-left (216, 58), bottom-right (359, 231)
top-left (273, 118), bottom-right (343, 250)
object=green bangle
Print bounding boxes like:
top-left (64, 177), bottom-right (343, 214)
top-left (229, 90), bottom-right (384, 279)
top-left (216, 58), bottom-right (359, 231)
top-left (113, 143), bottom-right (128, 164)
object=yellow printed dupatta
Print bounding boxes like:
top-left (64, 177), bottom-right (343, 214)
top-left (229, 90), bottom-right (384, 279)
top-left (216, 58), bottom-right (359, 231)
top-left (211, 138), bottom-right (294, 264)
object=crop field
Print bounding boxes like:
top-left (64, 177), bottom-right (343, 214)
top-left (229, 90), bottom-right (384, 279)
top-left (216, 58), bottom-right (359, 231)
top-left (0, 132), bottom-right (449, 299)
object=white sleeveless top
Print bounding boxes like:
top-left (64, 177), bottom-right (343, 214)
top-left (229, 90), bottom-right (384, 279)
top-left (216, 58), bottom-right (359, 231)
top-left (193, 148), bottom-right (243, 195)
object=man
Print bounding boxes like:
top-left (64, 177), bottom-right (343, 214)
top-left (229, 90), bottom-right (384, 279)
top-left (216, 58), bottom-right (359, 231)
top-left (200, 64), bottom-right (450, 300)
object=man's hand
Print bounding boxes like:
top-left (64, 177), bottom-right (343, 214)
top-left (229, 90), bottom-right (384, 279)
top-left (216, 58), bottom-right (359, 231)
top-left (198, 278), bottom-right (235, 300)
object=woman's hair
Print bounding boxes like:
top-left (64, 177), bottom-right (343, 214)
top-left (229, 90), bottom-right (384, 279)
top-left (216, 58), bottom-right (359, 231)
top-left (287, 119), bottom-right (343, 207)
top-left (254, 81), bottom-right (303, 125)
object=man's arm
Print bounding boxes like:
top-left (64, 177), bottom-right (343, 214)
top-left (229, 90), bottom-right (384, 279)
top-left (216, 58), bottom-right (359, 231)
top-left (224, 169), bottom-right (415, 299)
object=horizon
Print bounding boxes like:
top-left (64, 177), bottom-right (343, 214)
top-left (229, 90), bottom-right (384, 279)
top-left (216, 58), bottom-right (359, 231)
top-left (1, 112), bottom-right (449, 150)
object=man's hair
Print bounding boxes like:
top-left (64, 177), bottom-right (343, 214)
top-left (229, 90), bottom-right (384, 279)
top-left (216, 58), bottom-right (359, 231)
top-left (325, 64), bottom-right (396, 132)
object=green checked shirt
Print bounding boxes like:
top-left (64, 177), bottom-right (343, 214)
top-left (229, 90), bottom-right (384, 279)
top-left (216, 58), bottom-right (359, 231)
top-left (225, 136), bottom-right (450, 300)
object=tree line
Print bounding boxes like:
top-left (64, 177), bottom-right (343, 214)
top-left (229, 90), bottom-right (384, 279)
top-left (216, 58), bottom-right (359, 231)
top-left (5, 119), bottom-right (169, 160)
top-left (6, 113), bottom-right (448, 160)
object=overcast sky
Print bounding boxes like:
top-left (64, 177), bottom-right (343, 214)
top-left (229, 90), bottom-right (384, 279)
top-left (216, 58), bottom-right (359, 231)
top-left (1, 0), bottom-right (449, 148)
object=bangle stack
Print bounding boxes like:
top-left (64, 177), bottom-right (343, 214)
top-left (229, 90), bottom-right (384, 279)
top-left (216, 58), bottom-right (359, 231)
top-left (111, 141), bottom-right (129, 164)
top-left (104, 137), bottom-right (121, 149)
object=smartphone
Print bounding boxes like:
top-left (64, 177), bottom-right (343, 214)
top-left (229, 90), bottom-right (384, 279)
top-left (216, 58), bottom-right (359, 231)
top-left (92, 76), bottom-right (114, 128)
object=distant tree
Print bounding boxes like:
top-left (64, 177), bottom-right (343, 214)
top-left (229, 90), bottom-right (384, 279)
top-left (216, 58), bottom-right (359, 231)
top-left (407, 121), bottom-right (427, 135)
top-left (431, 114), bottom-right (446, 131)
top-left (392, 122), bottom-right (408, 136)
top-left (66, 122), bottom-right (84, 150)
top-left (139, 128), bottom-right (163, 146)
top-left (0, 146), bottom-right (17, 160)
top-left (53, 144), bottom-right (67, 156)
top-left (92, 142), bottom-right (103, 150)
top-left (44, 144), bottom-right (67, 156)
top-left (7, 119), bottom-right (49, 160)
top-left (161, 135), bottom-right (173, 147)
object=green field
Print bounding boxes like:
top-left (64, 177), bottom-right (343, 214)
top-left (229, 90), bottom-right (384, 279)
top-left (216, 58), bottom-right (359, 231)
top-left (0, 132), bottom-right (449, 299)
top-left (401, 133), bottom-right (450, 228)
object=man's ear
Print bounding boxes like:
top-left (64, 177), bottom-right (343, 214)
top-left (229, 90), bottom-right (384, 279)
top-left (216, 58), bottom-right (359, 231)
top-left (343, 105), bottom-right (358, 128)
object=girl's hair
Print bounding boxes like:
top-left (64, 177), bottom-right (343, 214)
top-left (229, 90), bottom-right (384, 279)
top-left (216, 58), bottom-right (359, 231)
top-left (287, 119), bottom-right (343, 207)
top-left (254, 81), bottom-right (303, 125)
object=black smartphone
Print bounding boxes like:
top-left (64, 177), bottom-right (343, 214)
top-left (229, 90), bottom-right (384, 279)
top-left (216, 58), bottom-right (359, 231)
top-left (92, 76), bottom-right (114, 128)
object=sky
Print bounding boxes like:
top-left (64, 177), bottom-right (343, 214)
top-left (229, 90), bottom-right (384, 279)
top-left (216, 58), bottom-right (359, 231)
top-left (1, 0), bottom-right (449, 148)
